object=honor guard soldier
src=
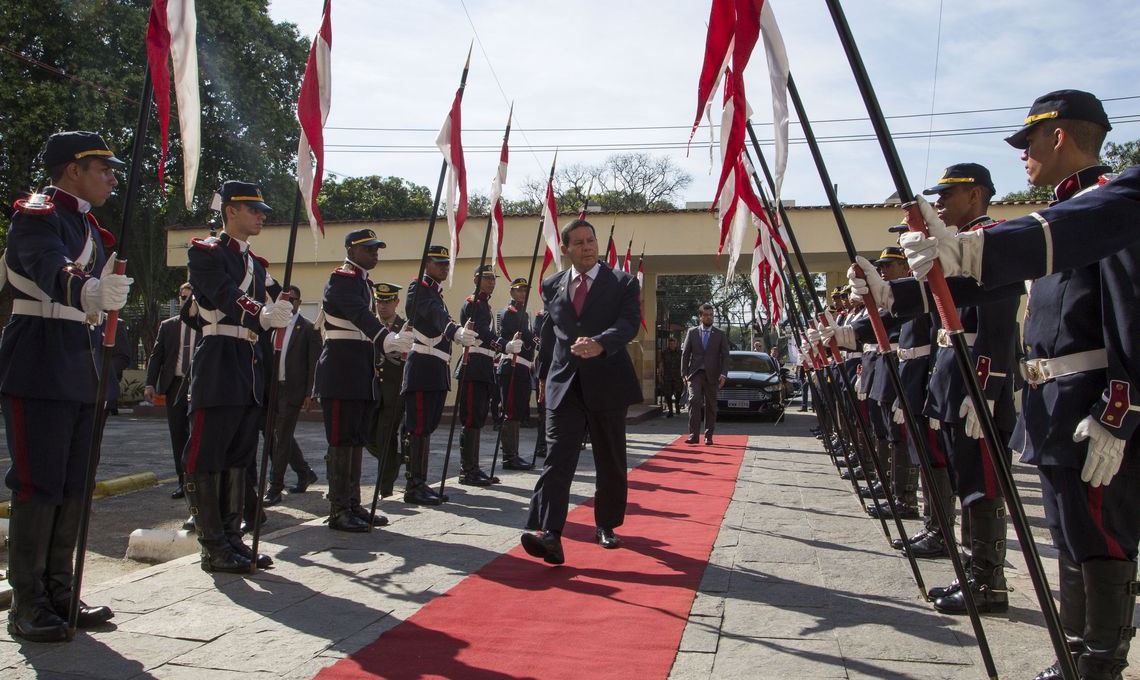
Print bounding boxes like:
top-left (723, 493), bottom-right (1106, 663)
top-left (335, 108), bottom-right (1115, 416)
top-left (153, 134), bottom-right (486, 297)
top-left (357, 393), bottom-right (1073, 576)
top-left (314, 230), bottom-right (412, 531)
top-left (1, 131), bottom-right (129, 642)
top-left (456, 265), bottom-right (501, 486)
top-left (182, 181), bottom-right (290, 574)
top-left (365, 282), bottom-right (408, 499)
top-left (402, 245), bottom-right (479, 504)
top-left (495, 277), bottom-right (537, 470)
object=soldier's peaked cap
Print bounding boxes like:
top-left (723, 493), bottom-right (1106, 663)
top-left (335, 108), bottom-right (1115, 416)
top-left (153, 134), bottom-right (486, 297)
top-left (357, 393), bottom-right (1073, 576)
top-left (43, 131), bottom-right (125, 169)
top-left (1005, 89), bottom-right (1111, 150)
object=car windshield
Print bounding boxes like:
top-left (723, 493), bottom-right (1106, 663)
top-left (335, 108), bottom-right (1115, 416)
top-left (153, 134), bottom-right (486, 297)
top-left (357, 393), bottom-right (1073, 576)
top-left (729, 354), bottom-right (776, 374)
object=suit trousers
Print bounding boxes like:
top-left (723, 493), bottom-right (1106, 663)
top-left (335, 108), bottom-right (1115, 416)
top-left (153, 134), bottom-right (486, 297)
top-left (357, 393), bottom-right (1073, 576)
top-left (687, 373), bottom-right (718, 436)
top-left (164, 377), bottom-right (190, 479)
top-left (269, 387), bottom-right (307, 488)
top-left (527, 377), bottom-right (628, 534)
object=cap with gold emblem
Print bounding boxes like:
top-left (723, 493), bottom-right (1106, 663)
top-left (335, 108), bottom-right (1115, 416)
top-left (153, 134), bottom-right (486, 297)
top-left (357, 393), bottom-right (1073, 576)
top-left (216, 181), bottom-right (272, 212)
top-left (373, 282), bottom-right (401, 301)
top-left (42, 131), bottom-right (125, 169)
top-left (474, 264), bottom-right (496, 278)
top-left (1005, 89), bottom-right (1111, 150)
top-left (874, 246), bottom-right (907, 266)
top-left (345, 228), bottom-right (385, 248)
top-left (425, 244), bottom-right (450, 263)
top-left (509, 277), bottom-right (529, 289)
top-left (922, 162), bottom-right (995, 196)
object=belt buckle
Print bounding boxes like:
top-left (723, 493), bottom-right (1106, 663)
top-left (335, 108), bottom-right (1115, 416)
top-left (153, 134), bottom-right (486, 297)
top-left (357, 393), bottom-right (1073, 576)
top-left (246, 329), bottom-right (258, 342)
top-left (1023, 360), bottom-right (1042, 389)
top-left (936, 329), bottom-right (949, 348)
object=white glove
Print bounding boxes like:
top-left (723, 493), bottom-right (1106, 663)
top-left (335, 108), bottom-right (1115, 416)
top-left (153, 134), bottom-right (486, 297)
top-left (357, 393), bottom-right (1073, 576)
top-left (854, 372), bottom-right (865, 400)
top-left (505, 338), bottom-right (524, 355)
top-left (382, 328), bottom-right (413, 354)
top-left (80, 254), bottom-right (134, 313)
top-left (805, 327), bottom-right (823, 347)
top-left (453, 325), bottom-right (479, 347)
top-left (848, 255), bottom-right (894, 312)
top-left (259, 297), bottom-right (292, 330)
top-left (899, 196), bottom-right (984, 281)
top-left (893, 404), bottom-right (906, 425)
top-left (1074, 416), bottom-right (1126, 488)
top-left (929, 417), bottom-right (941, 431)
top-left (959, 397), bottom-right (994, 440)
top-left (833, 325), bottom-right (858, 350)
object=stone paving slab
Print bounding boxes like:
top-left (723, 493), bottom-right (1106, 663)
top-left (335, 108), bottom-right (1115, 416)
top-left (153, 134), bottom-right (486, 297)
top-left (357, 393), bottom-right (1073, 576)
top-left (2, 414), bottom-right (1138, 679)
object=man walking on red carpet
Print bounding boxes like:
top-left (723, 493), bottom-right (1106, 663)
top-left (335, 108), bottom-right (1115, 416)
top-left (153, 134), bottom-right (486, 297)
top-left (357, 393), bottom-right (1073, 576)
top-left (521, 219), bottom-right (642, 565)
top-left (681, 303), bottom-right (729, 445)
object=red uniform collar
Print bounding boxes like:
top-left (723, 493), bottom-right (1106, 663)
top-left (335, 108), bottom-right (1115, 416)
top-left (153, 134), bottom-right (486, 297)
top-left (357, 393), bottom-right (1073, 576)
top-left (1053, 165), bottom-right (1111, 203)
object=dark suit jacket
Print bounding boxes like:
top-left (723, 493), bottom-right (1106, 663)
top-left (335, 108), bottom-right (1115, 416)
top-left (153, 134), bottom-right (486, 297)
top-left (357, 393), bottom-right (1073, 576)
top-left (280, 313), bottom-right (320, 408)
top-left (146, 316), bottom-right (195, 395)
top-left (681, 324), bottom-right (730, 383)
top-left (538, 264), bottom-right (642, 411)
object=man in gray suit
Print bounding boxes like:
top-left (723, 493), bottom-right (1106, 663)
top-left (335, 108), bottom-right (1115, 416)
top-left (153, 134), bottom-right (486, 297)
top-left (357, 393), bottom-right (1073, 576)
top-left (681, 303), bottom-right (729, 445)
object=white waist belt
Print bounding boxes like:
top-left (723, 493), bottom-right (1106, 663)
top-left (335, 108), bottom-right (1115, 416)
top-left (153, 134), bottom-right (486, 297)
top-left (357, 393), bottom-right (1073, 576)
top-left (898, 345), bottom-right (932, 361)
top-left (202, 324), bottom-right (258, 342)
top-left (506, 356), bottom-right (534, 369)
top-left (324, 329), bottom-right (370, 342)
top-left (11, 298), bottom-right (90, 324)
top-left (1022, 349), bottom-right (1108, 386)
top-left (845, 352), bottom-right (863, 359)
top-left (411, 343), bottom-right (450, 362)
top-left (936, 330), bottom-right (978, 348)
top-left (862, 343), bottom-right (900, 354)
top-left (468, 346), bottom-right (496, 358)
top-left (413, 329), bottom-right (443, 346)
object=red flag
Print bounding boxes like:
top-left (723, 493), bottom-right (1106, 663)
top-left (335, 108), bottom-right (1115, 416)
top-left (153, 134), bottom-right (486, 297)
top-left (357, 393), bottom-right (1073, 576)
top-left (436, 85), bottom-right (468, 285)
top-left (296, 0), bottom-right (332, 238)
top-left (636, 252), bottom-right (648, 331)
top-left (622, 239), bottom-right (633, 274)
top-left (606, 234), bottom-right (618, 268)
top-left (489, 122), bottom-right (510, 279)
top-left (538, 173), bottom-right (561, 290)
top-left (688, 0), bottom-right (735, 145)
top-left (146, 0), bottom-right (200, 209)
top-left (713, 0), bottom-right (764, 208)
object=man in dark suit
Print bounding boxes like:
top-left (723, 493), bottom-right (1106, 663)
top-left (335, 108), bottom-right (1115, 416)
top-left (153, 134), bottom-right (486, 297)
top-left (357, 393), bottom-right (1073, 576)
top-left (681, 303), bottom-right (729, 445)
top-left (521, 218), bottom-right (642, 565)
top-left (263, 285), bottom-right (321, 506)
top-left (145, 282), bottom-right (197, 499)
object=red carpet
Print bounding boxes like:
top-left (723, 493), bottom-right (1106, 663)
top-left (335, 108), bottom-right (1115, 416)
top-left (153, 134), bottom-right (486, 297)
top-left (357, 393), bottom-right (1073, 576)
top-left (317, 435), bottom-right (748, 680)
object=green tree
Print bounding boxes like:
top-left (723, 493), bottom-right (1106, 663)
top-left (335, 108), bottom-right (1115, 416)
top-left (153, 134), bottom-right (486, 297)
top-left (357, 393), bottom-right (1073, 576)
top-left (1001, 184), bottom-right (1053, 201)
top-left (318, 175), bottom-right (433, 221)
top-left (0, 0), bottom-right (308, 352)
top-left (519, 153), bottom-right (692, 214)
top-left (1103, 140), bottom-right (1140, 172)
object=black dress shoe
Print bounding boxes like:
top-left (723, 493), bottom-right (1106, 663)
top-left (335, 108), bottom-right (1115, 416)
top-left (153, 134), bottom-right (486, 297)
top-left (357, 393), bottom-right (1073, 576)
top-left (684, 435), bottom-right (700, 445)
top-left (595, 527), bottom-right (620, 549)
top-left (908, 530), bottom-right (949, 558)
top-left (459, 469), bottom-right (494, 486)
top-left (859, 481), bottom-right (885, 499)
top-left (404, 483), bottom-right (443, 506)
top-left (262, 488), bottom-right (284, 507)
top-left (228, 539), bottom-right (274, 569)
top-left (502, 455), bottom-right (534, 470)
top-left (351, 504), bottom-right (388, 527)
top-left (704, 436), bottom-right (714, 445)
top-left (867, 501), bottom-right (919, 520)
top-left (934, 579), bottom-right (1008, 614)
top-left (928, 578), bottom-right (962, 600)
top-left (891, 528), bottom-right (932, 550)
top-left (328, 508), bottom-right (370, 533)
top-left (521, 531), bottom-right (564, 565)
top-left (52, 598), bottom-right (115, 628)
top-left (289, 468), bottom-right (319, 493)
top-left (170, 484), bottom-right (185, 500)
top-left (7, 598), bottom-right (68, 643)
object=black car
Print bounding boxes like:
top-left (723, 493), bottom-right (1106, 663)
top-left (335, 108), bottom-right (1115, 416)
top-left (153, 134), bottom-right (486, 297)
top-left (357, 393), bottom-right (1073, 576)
top-left (717, 351), bottom-right (785, 418)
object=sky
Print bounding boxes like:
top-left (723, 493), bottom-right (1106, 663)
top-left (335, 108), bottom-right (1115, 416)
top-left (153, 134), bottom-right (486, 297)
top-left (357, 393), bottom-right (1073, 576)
top-left (267, 0), bottom-right (1140, 208)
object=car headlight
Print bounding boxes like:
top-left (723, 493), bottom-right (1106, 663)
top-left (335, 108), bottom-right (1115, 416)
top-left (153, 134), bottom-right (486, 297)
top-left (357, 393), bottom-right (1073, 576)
top-left (764, 385), bottom-right (782, 393)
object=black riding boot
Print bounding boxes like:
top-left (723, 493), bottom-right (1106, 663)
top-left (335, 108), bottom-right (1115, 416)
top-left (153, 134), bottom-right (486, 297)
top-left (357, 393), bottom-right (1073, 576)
top-left (221, 468), bottom-right (272, 568)
top-left (326, 446), bottom-right (369, 531)
top-left (403, 436), bottom-right (443, 505)
top-left (459, 427), bottom-right (492, 486)
top-left (501, 421), bottom-right (534, 470)
top-left (185, 471), bottom-right (251, 574)
top-left (1077, 558), bottom-right (1137, 680)
top-left (348, 446), bottom-right (387, 527)
top-left (45, 500), bottom-right (113, 627)
top-left (895, 465), bottom-right (953, 558)
top-left (6, 499), bottom-right (68, 642)
top-left (934, 498), bottom-right (1008, 614)
top-left (1034, 549), bottom-right (1086, 680)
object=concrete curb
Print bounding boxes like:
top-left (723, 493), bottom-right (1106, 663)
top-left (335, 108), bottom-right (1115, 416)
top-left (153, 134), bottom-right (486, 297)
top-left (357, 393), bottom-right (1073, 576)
top-left (125, 528), bottom-right (200, 564)
top-left (94, 472), bottom-right (159, 498)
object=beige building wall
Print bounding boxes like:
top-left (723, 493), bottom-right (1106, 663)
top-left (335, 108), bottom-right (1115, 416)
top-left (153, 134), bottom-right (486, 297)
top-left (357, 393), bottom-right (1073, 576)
top-left (166, 201), bottom-right (1043, 404)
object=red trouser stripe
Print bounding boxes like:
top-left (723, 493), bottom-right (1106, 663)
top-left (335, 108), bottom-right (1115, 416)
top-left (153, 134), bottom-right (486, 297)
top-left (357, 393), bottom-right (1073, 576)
top-left (928, 426), bottom-right (946, 467)
top-left (1088, 486), bottom-right (1126, 559)
top-left (331, 399), bottom-right (341, 446)
top-left (8, 397), bottom-right (33, 500)
top-left (185, 409), bottom-right (206, 474)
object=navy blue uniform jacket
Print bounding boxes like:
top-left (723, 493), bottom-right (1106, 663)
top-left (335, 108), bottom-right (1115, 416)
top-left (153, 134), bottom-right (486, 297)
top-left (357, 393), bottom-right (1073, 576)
top-left (314, 261), bottom-right (391, 401)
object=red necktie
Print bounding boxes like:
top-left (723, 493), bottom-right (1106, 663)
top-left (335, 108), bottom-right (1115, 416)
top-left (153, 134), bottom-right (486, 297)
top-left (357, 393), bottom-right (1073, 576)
top-left (573, 273), bottom-right (589, 316)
